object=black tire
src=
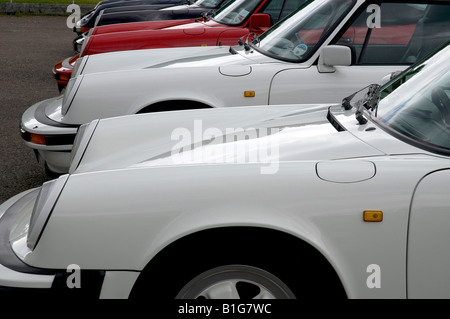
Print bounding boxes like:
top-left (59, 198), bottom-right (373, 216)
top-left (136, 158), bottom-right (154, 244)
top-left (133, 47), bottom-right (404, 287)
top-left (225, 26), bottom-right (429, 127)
top-left (175, 265), bottom-right (296, 299)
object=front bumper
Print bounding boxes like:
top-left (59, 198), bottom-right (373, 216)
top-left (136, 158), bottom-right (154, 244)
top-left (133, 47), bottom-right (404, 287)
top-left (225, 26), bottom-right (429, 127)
top-left (0, 188), bottom-right (142, 298)
top-left (52, 55), bottom-right (78, 90)
top-left (0, 189), bottom-right (54, 288)
top-left (73, 25), bottom-right (82, 34)
top-left (0, 188), bottom-right (105, 298)
top-left (20, 97), bottom-right (79, 174)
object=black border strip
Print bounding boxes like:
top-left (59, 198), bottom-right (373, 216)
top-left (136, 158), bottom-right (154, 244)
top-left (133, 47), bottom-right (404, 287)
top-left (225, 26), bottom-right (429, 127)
top-left (33, 98), bottom-right (79, 129)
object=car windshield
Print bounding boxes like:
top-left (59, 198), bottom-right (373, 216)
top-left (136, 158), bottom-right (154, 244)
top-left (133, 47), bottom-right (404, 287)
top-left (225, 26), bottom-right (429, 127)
top-left (253, 0), bottom-right (355, 62)
top-left (211, 0), bottom-right (262, 25)
top-left (373, 44), bottom-right (450, 154)
top-left (197, 0), bottom-right (227, 8)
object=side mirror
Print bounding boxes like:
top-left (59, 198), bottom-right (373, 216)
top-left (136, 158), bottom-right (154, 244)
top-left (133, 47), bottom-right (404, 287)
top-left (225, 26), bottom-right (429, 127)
top-left (249, 13), bottom-right (271, 30)
top-left (318, 45), bottom-right (353, 73)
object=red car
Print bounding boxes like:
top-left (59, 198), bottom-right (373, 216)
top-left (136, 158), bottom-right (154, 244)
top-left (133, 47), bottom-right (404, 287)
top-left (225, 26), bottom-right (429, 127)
top-left (53, 0), bottom-right (308, 90)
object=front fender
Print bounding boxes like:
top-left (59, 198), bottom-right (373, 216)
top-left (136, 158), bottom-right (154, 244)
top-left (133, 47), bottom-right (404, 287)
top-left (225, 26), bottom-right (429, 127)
top-left (21, 159), bottom-right (432, 298)
top-left (62, 66), bottom-right (272, 124)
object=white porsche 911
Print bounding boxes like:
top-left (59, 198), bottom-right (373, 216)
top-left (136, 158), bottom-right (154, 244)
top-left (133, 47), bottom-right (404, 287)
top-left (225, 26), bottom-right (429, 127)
top-left (3, 40), bottom-right (450, 299)
top-left (20, 0), bottom-right (450, 175)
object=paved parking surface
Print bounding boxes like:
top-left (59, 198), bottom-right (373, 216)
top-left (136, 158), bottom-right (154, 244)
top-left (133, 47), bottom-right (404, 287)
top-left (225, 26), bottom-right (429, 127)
top-left (0, 15), bottom-right (75, 203)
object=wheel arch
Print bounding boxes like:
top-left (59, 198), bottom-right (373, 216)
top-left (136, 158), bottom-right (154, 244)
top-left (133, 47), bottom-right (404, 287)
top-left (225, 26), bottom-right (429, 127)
top-left (136, 99), bottom-right (214, 114)
top-left (129, 226), bottom-right (347, 299)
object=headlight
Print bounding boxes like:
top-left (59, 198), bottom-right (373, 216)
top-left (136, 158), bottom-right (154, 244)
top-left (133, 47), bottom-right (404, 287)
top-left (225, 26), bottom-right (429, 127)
top-left (61, 75), bottom-right (83, 116)
top-left (27, 175), bottom-right (69, 250)
top-left (69, 119), bottom-right (99, 174)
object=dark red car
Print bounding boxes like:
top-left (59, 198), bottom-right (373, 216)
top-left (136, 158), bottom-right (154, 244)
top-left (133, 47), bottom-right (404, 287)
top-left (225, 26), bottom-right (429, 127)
top-left (53, 0), bottom-right (308, 90)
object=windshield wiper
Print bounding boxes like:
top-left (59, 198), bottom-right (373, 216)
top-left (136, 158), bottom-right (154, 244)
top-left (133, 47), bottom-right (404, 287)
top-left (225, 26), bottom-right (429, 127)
top-left (238, 34), bottom-right (251, 51)
top-left (357, 84), bottom-right (381, 124)
top-left (200, 11), bottom-right (214, 20)
top-left (238, 33), bottom-right (260, 51)
top-left (364, 84), bottom-right (381, 112)
top-left (341, 84), bottom-right (381, 125)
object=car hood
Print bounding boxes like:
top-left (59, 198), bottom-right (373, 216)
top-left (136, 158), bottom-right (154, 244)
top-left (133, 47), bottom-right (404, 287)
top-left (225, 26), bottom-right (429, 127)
top-left (93, 18), bottom-right (198, 35)
top-left (81, 45), bottom-right (252, 74)
top-left (73, 104), bottom-right (390, 174)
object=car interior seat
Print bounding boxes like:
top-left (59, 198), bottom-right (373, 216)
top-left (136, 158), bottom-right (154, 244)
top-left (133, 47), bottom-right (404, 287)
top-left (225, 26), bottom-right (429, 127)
top-left (402, 4), bottom-right (450, 63)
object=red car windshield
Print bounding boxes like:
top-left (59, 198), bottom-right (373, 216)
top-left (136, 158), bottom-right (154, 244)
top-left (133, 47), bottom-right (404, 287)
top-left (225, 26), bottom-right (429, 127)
top-left (211, 0), bottom-right (262, 25)
top-left (197, 0), bottom-right (229, 9)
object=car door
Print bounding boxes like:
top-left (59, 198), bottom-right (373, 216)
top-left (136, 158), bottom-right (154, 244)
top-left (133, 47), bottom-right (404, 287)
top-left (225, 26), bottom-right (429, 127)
top-left (269, 1), bottom-right (450, 105)
top-left (407, 169), bottom-right (450, 299)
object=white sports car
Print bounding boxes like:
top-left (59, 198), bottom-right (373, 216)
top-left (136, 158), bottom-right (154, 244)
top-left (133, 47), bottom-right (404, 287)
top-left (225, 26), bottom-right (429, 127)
top-left (20, 0), bottom-right (450, 175)
top-left (2, 40), bottom-right (450, 299)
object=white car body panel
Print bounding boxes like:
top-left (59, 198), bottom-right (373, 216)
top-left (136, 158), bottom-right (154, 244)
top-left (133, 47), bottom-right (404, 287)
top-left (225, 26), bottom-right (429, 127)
top-left (75, 105), bottom-right (384, 172)
top-left (68, 53), bottom-right (403, 123)
top-left (407, 170), bottom-right (450, 299)
top-left (23, 0), bottom-right (450, 175)
top-left (7, 2), bottom-right (450, 299)
top-left (10, 103), bottom-right (450, 298)
top-left (99, 271), bottom-right (140, 299)
top-left (269, 65), bottom-right (405, 104)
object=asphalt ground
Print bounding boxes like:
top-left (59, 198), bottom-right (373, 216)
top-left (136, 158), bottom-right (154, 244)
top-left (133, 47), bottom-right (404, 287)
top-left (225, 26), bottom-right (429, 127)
top-left (0, 15), bottom-right (75, 203)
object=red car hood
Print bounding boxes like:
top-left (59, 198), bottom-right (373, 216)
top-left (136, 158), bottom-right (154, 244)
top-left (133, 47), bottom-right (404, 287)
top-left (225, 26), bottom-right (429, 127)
top-left (85, 20), bottom-right (254, 55)
top-left (92, 18), bottom-right (199, 35)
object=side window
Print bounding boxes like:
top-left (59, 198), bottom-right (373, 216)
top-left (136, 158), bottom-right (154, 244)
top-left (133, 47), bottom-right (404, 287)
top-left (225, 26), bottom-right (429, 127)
top-left (279, 0), bottom-right (308, 22)
top-left (261, 0), bottom-right (285, 24)
top-left (262, 0), bottom-right (306, 24)
top-left (335, 3), bottom-right (450, 65)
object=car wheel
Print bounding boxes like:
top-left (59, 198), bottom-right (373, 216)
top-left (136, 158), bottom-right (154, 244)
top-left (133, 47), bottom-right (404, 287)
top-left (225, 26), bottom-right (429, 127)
top-left (175, 265), bottom-right (295, 299)
top-left (130, 229), bottom-right (347, 300)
